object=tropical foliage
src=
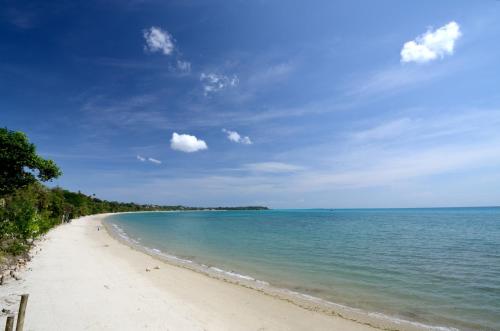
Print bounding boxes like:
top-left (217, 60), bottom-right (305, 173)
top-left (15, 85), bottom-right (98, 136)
top-left (0, 127), bottom-right (61, 196)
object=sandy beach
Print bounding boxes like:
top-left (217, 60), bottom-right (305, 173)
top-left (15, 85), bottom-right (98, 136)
top-left (0, 214), bottom-right (381, 331)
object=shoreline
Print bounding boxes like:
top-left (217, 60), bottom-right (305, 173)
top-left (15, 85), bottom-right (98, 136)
top-left (0, 212), bottom-right (457, 330)
top-left (0, 213), bottom-right (379, 330)
top-left (103, 212), bottom-right (452, 331)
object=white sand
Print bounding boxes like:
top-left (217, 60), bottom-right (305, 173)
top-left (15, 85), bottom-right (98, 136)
top-left (0, 214), bottom-right (381, 331)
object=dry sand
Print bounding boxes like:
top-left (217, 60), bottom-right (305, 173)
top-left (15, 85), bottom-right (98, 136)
top-left (0, 214), bottom-right (381, 331)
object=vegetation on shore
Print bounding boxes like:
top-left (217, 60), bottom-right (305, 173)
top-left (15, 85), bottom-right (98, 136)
top-left (0, 127), bottom-right (267, 267)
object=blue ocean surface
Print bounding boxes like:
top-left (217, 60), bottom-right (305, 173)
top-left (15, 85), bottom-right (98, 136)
top-left (106, 208), bottom-right (500, 330)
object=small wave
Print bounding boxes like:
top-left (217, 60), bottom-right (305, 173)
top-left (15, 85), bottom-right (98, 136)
top-left (209, 267), bottom-right (256, 281)
top-left (367, 312), bottom-right (460, 331)
top-left (112, 224), bottom-right (130, 241)
top-left (143, 247), bottom-right (194, 264)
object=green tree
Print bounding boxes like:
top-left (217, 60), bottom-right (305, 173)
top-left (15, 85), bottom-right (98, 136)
top-left (0, 127), bottom-right (62, 196)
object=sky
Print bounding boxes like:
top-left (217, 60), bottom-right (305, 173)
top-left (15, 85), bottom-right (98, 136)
top-left (1, 0), bottom-right (500, 208)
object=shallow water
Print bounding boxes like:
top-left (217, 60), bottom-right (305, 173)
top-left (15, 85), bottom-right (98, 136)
top-left (107, 208), bottom-right (500, 330)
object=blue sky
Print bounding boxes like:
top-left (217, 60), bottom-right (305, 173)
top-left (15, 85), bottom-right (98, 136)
top-left (2, 0), bottom-right (500, 208)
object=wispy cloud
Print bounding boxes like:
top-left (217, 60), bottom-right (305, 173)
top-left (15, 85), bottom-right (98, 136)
top-left (352, 118), bottom-right (415, 141)
top-left (143, 26), bottom-right (175, 55)
top-left (222, 128), bottom-right (252, 145)
top-left (242, 162), bottom-right (303, 173)
top-left (88, 57), bottom-right (164, 70)
top-left (2, 2), bottom-right (65, 30)
top-left (176, 60), bottom-right (191, 73)
top-left (347, 64), bottom-right (451, 97)
top-left (296, 109), bottom-right (500, 189)
top-left (80, 93), bottom-right (171, 132)
top-left (296, 141), bottom-right (500, 190)
top-left (4, 8), bottom-right (37, 29)
top-left (148, 157), bottom-right (162, 164)
top-left (137, 155), bottom-right (161, 164)
top-left (200, 73), bottom-right (239, 96)
top-left (170, 133), bottom-right (208, 153)
top-left (351, 110), bottom-right (500, 144)
top-left (401, 21), bottom-right (461, 63)
top-left (247, 62), bottom-right (294, 86)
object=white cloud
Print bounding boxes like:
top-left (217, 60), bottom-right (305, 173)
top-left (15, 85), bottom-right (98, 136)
top-left (401, 21), bottom-right (461, 63)
top-left (200, 73), bottom-right (239, 95)
top-left (148, 157), bottom-right (162, 164)
top-left (243, 162), bottom-right (303, 173)
top-left (137, 155), bottom-right (146, 162)
top-left (170, 132), bottom-right (208, 153)
top-left (222, 128), bottom-right (252, 145)
top-left (143, 26), bottom-right (174, 55)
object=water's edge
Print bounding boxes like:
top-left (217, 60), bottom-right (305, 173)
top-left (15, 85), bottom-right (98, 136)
top-left (102, 213), bottom-right (458, 331)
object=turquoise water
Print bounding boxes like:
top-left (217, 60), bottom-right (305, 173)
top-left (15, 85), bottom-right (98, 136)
top-left (107, 208), bottom-right (500, 330)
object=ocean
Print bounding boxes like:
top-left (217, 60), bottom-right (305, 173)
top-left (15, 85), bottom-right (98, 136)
top-left (105, 208), bottom-right (500, 330)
